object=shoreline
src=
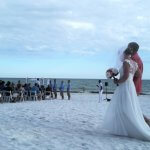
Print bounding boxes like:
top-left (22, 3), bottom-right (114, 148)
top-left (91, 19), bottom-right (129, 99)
top-left (1, 78), bottom-right (149, 96)
top-left (66, 91), bottom-right (150, 95)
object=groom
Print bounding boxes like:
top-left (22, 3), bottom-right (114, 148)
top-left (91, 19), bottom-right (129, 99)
top-left (128, 42), bottom-right (143, 95)
top-left (128, 42), bottom-right (150, 125)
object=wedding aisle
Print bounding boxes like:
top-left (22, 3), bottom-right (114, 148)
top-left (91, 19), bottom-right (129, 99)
top-left (0, 93), bottom-right (150, 150)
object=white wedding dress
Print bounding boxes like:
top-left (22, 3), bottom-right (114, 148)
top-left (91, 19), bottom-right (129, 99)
top-left (103, 59), bottom-right (150, 141)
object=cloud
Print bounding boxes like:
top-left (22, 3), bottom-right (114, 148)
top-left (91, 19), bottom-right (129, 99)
top-left (61, 20), bottom-right (95, 30)
top-left (141, 46), bottom-right (150, 51)
top-left (25, 45), bottom-right (49, 52)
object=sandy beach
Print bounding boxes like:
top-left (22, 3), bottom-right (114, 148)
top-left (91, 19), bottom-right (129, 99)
top-left (0, 93), bottom-right (150, 150)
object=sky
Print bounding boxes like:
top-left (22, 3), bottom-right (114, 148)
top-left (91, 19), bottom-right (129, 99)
top-left (0, 0), bottom-right (150, 79)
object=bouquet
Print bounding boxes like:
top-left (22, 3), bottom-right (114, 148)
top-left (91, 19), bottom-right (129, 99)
top-left (106, 68), bottom-right (119, 85)
top-left (106, 68), bottom-right (119, 79)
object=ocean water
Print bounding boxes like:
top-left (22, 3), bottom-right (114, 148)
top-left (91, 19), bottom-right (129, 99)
top-left (0, 78), bottom-right (150, 94)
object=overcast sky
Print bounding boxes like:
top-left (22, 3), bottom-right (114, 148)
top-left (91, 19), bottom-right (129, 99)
top-left (0, 0), bottom-right (150, 79)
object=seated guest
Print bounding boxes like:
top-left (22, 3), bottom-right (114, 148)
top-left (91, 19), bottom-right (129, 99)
top-left (24, 83), bottom-right (27, 91)
top-left (11, 82), bottom-right (15, 91)
top-left (30, 83), bottom-right (41, 100)
top-left (0, 81), bottom-right (5, 91)
top-left (24, 83), bottom-right (31, 100)
top-left (46, 85), bottom-right (51, 94)
top-left (31, 83), bottom-right (40, 94)
top-left (40, 85), bottom-right (45, 100)
top-left (13, 84), bottom-right (25, 102)
top-left (25, 83), bottom-right (31, 91)
top-left (40, 85), bottom-right (45, 92)
top-left (17, 84), bottom-right (25, 92)
top-left (19, 84), bottom-right (25, 94)
top-left (4, 81), bottom-right (13, 96)
top-left (0, 80), bottom-right (2, 90)
top-left (16, 80), bottom-right (21, 90)
top-left (45, 85), bottom-right (52, 100)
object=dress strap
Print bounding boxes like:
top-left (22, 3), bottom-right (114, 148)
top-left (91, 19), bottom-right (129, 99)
top-left (124, 59), bottom-right (131, 65)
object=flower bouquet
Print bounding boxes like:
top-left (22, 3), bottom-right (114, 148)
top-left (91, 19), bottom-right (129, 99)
top-left (106, 68), bottom-right (119, 85)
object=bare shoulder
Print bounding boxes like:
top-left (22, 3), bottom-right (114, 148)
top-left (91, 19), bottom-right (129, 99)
top-left (123, 59), bottom-right (130, 66)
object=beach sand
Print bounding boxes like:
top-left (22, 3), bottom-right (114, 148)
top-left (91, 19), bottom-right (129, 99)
top-left (0, 93), bottom-right (150, 150)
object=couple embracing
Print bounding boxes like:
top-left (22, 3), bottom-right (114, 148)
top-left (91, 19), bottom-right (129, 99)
top-left (103, 42), bottom-right (150, 141)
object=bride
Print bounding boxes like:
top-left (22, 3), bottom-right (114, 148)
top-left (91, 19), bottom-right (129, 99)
top-left (103, 48), bottom-right (150, 141)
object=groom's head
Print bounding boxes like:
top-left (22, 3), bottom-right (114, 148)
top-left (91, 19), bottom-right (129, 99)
top-left (128, 42), bottom-right (139, 55)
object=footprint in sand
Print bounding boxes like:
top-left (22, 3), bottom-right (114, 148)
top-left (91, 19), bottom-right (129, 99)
top-left (11, 137), bottom-right (16, 141)
top-left (81, 143), bottom-right (88, 148)
top-left (82, 121), bottom-right (87, 124)
top-left (38, 117), bottom-right (45, 120)
top-left (45, 120), bottom-right (50, 122)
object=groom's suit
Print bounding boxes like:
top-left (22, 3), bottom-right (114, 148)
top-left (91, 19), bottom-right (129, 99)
top-left (132, 53), bottom-right (143, 95)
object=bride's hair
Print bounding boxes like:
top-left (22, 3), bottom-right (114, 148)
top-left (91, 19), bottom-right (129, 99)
top-left (124, 48), bottom-right (133, 55)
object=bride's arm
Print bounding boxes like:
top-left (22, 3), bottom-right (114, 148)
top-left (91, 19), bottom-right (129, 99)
top-left (134, 68), bottom-right (141, 78)
top-left (114, 61), bottom-right (130, 84)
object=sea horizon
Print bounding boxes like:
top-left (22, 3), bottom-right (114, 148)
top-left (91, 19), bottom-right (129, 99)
top-left (0, 77), bottom-right (150, 80)
top-left (0, 77), bottom-right (150, 95)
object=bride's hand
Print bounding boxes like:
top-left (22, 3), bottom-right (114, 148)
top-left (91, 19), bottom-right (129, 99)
top-left (114, 78), bottom-right (119, 84)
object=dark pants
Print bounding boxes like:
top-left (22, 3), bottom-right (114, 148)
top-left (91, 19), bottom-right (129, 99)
top-left (67, 91), bottom-right (70, 100)
top-left (60, 91), bottom-right (64, 99)
top-left (54, 90), bottom-right (57, 99)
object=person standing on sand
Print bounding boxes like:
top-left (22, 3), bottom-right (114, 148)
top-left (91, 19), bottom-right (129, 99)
top-left (53, 79), bottom-right (57, 99)
top-left (128, 42), bottom-right (143, 95)
top-left (103, 48), bottom-right (150, 141)
top-left (97, 80), bottom-right (103, 103)
top-left (49, 80), bottom-right (53, 99)
top-left (128, 42), bottom-right (150, 126)
top-left (67, 80), bottom-right (71, 100)
top-left (36, 78), bottom-right (41, 86)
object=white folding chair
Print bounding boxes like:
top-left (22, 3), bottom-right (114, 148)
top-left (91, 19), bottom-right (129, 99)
top-left (3, 91), bottom-right (12, 103)
top-left (19, 91), bottom-right (25, 102)
top-left (12, 92), bottom-right (19, 102)
top-left (23, 91), bottom-right (29, 101)
top-left (45, 91), bottom-right (51, 100)
top-left (30, 91), bottom-right (38, 101)
top-left (0, 92), bottom-right (3, 103)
